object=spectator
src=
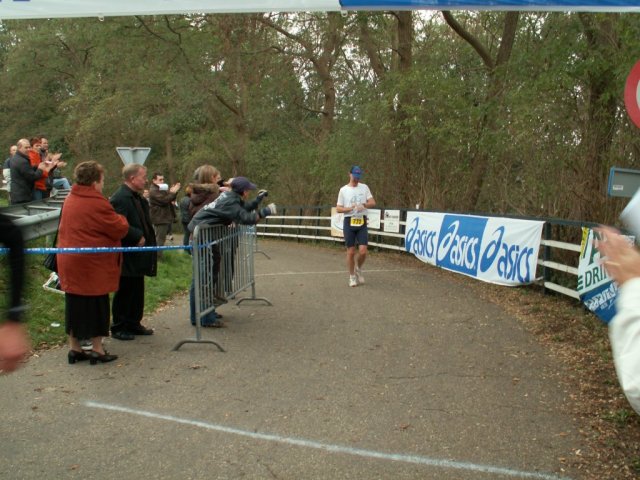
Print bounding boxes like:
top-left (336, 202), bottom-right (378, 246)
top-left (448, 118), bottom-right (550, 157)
top-left (57, 161), bottom-right (129, 365)
top-left (189, 176), bottom-right (276, 326)
top-left (148, 172), bottom-right (180, 258)
top-left (186, 165), bottom-right (222, 327)
top-left (109, 164), bottom-right (157, 341)
top-left (29, 137), bottom-right (47, 200)
top-left (37, 137), bottom-right (68, 197)
top-left (0, 213), bottom-right (28, 373)
top-left (9, 138), bottom-right (53, 204)
top-left (29, 136), bottom-right (56, 200)
top-left (179, 185), bottom-right (192, 248)
top-left (167, 201), bottom-right (177, 243)
top-left (3, 145), bottom-right (16, 191)
top-left (595, 225), bottom-right (640, 414)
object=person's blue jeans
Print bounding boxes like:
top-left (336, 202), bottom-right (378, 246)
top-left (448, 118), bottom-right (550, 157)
top-left (189, 280), bottom-right (219, 326)
top-left (33, 189), bottom-right (46, 201)
top-left (52, 178), bottom-right (71, 190)
top-left (182, 223), bottom-right (190, 247)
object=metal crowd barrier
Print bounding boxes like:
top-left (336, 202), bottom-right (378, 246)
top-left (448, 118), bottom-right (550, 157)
top-left (172, 223), bottom-right (272, 352)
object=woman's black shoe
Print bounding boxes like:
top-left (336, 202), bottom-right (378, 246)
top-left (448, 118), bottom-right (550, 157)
top-left (68, 350), bottom-right (90, 364)
top-left (89, 350), bottom-right (118, 365)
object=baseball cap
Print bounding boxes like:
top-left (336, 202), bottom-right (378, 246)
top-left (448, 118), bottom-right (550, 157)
top-left (350, 166), bottom-right (363, 179)
top-left (231, 176), bottom-right (257, 194)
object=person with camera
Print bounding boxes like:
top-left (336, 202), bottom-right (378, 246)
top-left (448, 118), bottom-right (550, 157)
top-left (188, 177), bottom-right (274, 327)
top-left (595, 226), bottom-right (640, 414)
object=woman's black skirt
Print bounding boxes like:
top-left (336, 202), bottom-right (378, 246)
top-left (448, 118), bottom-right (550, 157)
top-left (64, 293), bottom-right (110, 339)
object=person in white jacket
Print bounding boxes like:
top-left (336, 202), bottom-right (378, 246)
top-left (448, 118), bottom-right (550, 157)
top-left (596, 226), bottom-right (640, 414)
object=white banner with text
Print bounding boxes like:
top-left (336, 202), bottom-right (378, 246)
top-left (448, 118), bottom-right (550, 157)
top-left (404, 212), bottom-right (544, 286)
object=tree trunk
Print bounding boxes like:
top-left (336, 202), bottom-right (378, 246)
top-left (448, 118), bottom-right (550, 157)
top-left (571, 14), bottom-right (620, 222)
top-left (165, 133), bottom-right (174, 181)
top-left (443, 11), bottom-right (519, 211)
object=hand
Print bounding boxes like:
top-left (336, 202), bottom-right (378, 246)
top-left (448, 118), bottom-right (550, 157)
top-left (0, 322), bottom-right (30, 373)
top-left (38, 161), bottom-right (53, 172)
top-left (137, 237), bottom-right (146, 247)
top-left (170, 183), bottom-right (181, 193)
top-left (260, 203), bottom-right (277, 218)
top-left (594, 226), bottom-right (640, 285)
top-left (51, 153), bottom-right (62, 162)
top-left (255, 189), bottom-right (268, 205)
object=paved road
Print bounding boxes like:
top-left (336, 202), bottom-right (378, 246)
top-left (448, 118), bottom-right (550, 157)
top-left (0, 239), bottom-right (581, 479)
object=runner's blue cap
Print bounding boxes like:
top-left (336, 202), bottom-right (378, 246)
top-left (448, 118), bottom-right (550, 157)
top-left (350, 166), bottom-right (362, 179)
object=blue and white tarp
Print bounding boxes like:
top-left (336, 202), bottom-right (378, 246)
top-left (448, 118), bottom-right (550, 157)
top-left (404, 212), bottom-right (544, 286)
top-left (1, 0), bottom-right (639, 19)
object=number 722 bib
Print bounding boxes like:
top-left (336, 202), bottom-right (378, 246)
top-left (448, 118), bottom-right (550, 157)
top-left (350, 216), bottom-right (364, 227)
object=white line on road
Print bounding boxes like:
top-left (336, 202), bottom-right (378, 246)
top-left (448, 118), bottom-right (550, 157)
top-left (256, 268), bottom-right (412, 277)
top-left (85, 401), bottom-right (571, 480)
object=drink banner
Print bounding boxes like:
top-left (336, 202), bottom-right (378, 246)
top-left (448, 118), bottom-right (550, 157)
top-left (404, 212), bottom-right (544, 286)
top-left (340, 0), bottom-right (640, 12)
top-left (577, 228), bottom-right (620, 323)
top-left (0, 1), bottom-right (340, 19)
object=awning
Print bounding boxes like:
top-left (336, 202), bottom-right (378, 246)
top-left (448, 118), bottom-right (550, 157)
top-left (340, 0), bottom-right (640, 12)
top-left (0, 1), bottom-right (636, 21)
top-left (0, 0), bottom-right (341, 20)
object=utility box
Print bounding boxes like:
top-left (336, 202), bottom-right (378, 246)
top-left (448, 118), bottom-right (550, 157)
top-left (607, 167), bottom-right (640, 198)
top-left (116, 147), bottom-right (151, 166)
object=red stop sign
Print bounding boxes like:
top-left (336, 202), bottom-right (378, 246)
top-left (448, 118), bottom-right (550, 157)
top-left (625, 60), bottom-right (640, 129)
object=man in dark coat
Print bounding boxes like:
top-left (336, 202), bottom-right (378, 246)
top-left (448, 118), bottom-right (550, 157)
top-left (9, 138), bottom-right (53, 204)
top-left (109, 164), bottom-right (157, 341)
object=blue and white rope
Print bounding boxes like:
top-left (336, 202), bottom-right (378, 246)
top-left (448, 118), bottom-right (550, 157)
top-left (0, 245), bottom-right (193, 255)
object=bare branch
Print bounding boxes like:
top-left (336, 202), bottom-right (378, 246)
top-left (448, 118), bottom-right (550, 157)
top-left (442, 11), bottom-right (494, 71)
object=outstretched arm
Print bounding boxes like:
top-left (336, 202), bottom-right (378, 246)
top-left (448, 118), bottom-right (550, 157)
top-left (596, 226), bottom-right (640, 414)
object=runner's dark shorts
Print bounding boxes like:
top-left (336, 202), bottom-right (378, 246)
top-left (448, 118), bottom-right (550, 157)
top-left (343, 216), bottom-right (368, 248)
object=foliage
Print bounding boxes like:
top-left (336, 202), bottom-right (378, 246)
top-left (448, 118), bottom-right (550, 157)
top-left (1, 12), bottom-right (640, 223)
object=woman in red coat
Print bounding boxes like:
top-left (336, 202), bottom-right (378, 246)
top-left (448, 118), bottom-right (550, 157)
top-left (57, 161), bottom-right (129, 365)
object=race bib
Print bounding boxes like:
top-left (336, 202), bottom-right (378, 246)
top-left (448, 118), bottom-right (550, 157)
top-left (350, 217), bottom-right (364, 227)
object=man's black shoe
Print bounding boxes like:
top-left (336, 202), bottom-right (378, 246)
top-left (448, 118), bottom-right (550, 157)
top-left (131, 326), bottom-right (154, 336)
top-left (111, 331), bottom-right (135, 341)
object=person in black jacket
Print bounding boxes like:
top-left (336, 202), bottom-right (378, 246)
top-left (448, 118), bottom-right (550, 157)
top-left (188, 177), bottom-right (274, 230)
top-left (0, 213), bottom-right (28, 372)
top-left (109, 164), bottom-right (157, 341)
top-left (148, 172), bottom-right (180, 258)
top-left (9, 138), bottom-right (54, 204)
top-left (188, 177), bottom-right (275, 321)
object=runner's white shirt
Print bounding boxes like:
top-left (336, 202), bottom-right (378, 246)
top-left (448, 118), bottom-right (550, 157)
top-left (337, 183), bottom-right (373, 218)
